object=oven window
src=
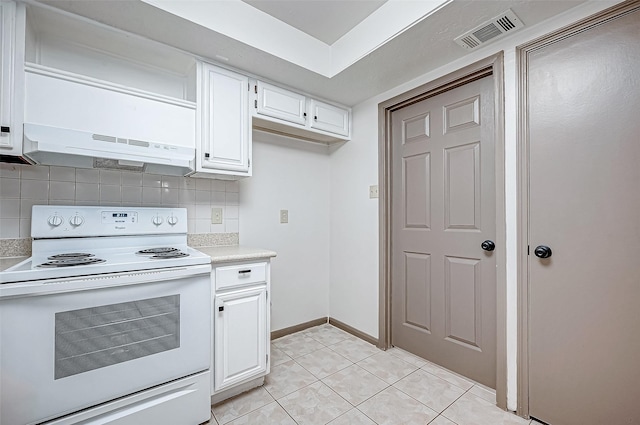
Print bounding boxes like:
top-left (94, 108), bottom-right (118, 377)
top-left (54, 295), bottom-right (180, 379)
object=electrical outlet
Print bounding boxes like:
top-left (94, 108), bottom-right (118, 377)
top-left (211, 208), bottom-right (223, 224)
top-left (280, 209), bottom-right (288, 224)
top-left (369, 185), bottom-right (379, 199)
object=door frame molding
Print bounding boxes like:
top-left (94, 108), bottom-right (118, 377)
top-left (516, 0), bottom-right (640, 417)
top-left (377, 53), bottom-right (506, 409)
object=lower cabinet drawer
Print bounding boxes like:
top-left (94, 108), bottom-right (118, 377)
top-left (215, 262), bottom-right (267, 290)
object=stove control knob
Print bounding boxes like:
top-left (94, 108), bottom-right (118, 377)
top-left (48, 215), bottom-right (63, 227)
top-left (152, 215), bottom-right (164, 226)
top-left (167, 215), bottom-right (178, 226)
top-left (69, 215), bottom-right (84, 227)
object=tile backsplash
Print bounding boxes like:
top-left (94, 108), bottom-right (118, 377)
top-left (0, 163), bottom-right (239, 239)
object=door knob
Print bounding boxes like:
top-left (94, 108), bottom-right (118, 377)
top-left (481, 240), bottom-right (495, 251)
top-left (534, 245), bottom-right (552, 258)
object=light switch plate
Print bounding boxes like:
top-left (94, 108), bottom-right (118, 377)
top-left (280, 209), bottom-right (288, 224)
top-left (369, 185), bottom-right (379, 199)
top-left (211, 208), bottom-right (223, 224)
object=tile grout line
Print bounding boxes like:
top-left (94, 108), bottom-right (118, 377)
top-left (354, 404), bottom-right (383, 425)
top-left (274, 397), bottom-right (301, 425)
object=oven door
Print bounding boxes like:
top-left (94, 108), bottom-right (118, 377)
top-left (0, 264), bottom-right (211, 425)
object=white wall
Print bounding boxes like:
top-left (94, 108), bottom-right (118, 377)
top-left (239, 131), bottom-right (331, 332)
top-left (328, 0), bottom-right (620, 411)
top-left (328, 102), bottom-right (380, 338)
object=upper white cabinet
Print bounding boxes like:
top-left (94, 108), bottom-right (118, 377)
top-left (193, 63), bottom-right (251, 179)
top-left (309, 99), bottom-right (350, 137)
top-left (256, 81), bottom-right (306, 126)
top-left (0, 1), bottom-right (25, 161)
top-left (252, 80), bottom-right (351, 144)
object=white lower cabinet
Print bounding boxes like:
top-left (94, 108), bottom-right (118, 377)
top-left (211, 260), bottom-right (270, 400)
top-left (214, 286), bottom-right (267, 391)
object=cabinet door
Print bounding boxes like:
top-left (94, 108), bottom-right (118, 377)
top-left (0, 1), bottom-right (24, 155)
top-left (309, 99), bottom-right (350, 137)
top-left (200, 64), bottom-right (250, 173)
top-left (214, 286), bottom-right (267, 392)
top-left (256, 81), bottom-right (306, 126)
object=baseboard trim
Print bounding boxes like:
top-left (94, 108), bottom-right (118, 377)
top-left (329, 317), bottom-right (379, 346)
top-left (270, 317), bottom-right (379, 347)
top-left (270, 317), bottom-right (328, 340)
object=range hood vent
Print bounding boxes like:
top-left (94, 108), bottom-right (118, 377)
top-left (23, 124), bottom-right (195, 176)
top-left (454, 9), bottom-right (524, 51)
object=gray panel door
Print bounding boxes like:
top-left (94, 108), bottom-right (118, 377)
top-left (527, 7), bottom-right (640, 425)
top-left (391, 75), bottom-right (496, 388)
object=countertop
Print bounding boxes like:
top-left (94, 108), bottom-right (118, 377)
top-left (195, 246), bottom-right (277, 264)
top-left (0, 257), bottom-right (28, 272)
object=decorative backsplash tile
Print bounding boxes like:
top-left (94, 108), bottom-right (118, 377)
top-left (0, 163), bottom-right (240, 240)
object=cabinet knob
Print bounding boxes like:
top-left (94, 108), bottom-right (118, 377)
top-left (218, 306), bottom-right (224, 312)
top-left (314, 116), bottom-right (317, 120)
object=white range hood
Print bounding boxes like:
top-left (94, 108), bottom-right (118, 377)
top-left (23, 124), bottom-right (195, 176)
top-left (22, 65), bottom-right (197, 176)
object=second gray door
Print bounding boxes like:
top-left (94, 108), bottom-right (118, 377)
top-left (391, 75), bottom-right (496, 388)
top-left (526, 4), bottom-right (640, 424)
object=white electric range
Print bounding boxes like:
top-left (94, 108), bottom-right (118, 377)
top-left (0, 206), bottom-right (213, 425)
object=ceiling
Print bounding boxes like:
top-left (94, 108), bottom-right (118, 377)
top-left (37, 0), bottom-right (588, 106)
top-left (241, 0), bottom-right (388, 45)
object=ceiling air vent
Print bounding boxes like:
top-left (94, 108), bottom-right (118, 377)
top-left (454, 9), bottom-right (524, 51)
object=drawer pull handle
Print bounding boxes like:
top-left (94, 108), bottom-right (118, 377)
top-left (238, 269), bottom-right (252, 275)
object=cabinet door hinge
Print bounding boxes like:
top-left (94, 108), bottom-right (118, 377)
top-left (254, 85), bottom-right (258, 94)
top-left (248, 158), bottom-right (251, 167)
top-left (266, 354), bottom-right (269, 363)
top-left (254, 99), bottom-right (257, 109)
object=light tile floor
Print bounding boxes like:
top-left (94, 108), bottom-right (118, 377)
top-left (207, 324), bottom-right (536, 425)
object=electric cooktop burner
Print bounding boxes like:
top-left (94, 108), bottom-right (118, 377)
top-left (150, 252), bottom-right (189, 259)
top-left (38, 258), bottom-right (106, 268)
top-left (48, 253), bottom-right (95, 260)
top-left (136, 247), bottom-right (190, 259)
top-left (137, 247), bottom-right (179, 255)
